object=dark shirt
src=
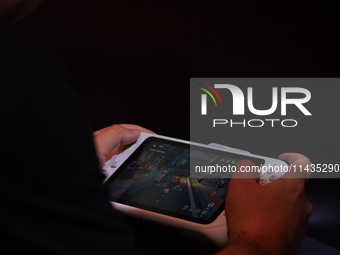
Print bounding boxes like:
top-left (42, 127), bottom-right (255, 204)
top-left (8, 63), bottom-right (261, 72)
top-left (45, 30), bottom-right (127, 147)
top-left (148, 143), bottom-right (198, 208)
top-left (0, 17), bottom-right (140, 255)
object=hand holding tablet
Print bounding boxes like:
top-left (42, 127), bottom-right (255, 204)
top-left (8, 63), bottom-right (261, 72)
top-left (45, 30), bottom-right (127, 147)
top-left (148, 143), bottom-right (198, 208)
top-left (102, 132), bottom-right (299, 247)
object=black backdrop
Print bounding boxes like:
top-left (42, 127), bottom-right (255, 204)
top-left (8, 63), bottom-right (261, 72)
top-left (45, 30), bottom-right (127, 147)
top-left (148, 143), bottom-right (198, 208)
top-left (17, 1), bottom-right (340, 253)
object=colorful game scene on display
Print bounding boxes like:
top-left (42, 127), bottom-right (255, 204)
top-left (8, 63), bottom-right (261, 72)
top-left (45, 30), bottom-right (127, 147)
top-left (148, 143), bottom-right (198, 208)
top-left (106, 138), bottom-right (264, 223)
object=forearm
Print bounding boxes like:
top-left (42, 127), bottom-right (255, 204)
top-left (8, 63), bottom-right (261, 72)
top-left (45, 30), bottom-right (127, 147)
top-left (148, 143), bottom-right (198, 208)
top-left (215, 241), bottom-right (275, 255)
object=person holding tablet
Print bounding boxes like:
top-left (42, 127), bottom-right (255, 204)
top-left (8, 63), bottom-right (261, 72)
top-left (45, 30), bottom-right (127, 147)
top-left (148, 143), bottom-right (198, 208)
top-left (0, 1), bottom-right (312, 254)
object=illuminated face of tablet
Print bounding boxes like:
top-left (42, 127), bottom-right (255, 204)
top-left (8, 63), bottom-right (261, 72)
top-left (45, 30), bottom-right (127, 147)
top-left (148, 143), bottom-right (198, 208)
top-left (105, 137), bottom-right (264, 224)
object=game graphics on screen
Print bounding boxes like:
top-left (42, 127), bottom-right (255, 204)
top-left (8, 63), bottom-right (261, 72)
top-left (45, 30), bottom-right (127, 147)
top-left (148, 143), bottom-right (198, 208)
top-left (108, 141), bottom-right (236, 221)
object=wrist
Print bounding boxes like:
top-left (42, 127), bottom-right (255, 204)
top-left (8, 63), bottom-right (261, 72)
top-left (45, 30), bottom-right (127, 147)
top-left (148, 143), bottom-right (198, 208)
top-left (216, 234), bottom-right (287, 255)
top-left (219, 240), bottom-right (274, 255)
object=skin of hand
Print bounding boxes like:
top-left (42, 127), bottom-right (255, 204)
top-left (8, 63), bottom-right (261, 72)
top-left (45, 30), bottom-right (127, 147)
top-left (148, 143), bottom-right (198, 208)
top-left (93, 124), bottom-right (155, 169)
top-left (217, 153), bottom-right (313, 255)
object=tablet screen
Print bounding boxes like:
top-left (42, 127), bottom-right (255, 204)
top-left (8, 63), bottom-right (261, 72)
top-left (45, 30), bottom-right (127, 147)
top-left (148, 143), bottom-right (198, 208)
top-left (105, 137), bottom-right (264, 224)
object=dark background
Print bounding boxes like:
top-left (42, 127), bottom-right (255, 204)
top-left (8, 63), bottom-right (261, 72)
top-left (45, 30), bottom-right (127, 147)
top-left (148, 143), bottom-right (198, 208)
top-left (17, 0), bottom-right (339, 254)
